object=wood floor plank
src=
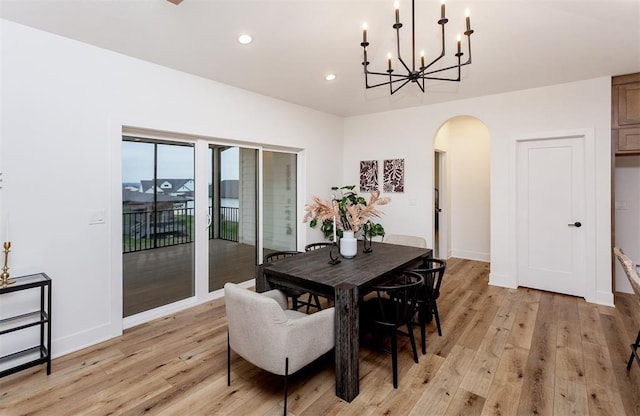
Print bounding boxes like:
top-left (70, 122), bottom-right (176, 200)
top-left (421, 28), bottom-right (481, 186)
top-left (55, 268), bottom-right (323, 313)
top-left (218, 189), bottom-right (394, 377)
top-left (444, 387), bottom-right (485, 416)
top-left (517, 293), bottom-right (557, 416)
top-left (585, 383), bottom-right (627, 416)
top-left (555, 320), bottom-right (586, 383)
top-left (599, 313), bottom-right (640, 415)
top-left (408, 345), bottom-right (477, 416)
top-left (459, 325), bottom-right (510, 398)
top-left (3, 258), bottom-right (640, 415)
top-left (506, 297), bottom-right (539, 350)
top-left (553, 376), bottom-right (589, 415)
top-left (578, 301), bottom-right (608, 347)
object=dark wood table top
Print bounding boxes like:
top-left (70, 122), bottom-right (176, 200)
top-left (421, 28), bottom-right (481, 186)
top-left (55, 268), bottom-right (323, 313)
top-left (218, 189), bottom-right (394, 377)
top-left (262, 241), bottom-right (431, 298)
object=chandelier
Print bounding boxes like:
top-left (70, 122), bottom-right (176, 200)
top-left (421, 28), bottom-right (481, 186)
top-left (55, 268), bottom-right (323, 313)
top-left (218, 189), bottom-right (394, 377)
top-left (360, 0), bottom-right (474, 95)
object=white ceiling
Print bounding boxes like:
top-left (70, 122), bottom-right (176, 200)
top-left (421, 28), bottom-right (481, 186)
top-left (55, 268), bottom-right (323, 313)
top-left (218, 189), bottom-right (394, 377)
top-left (1, 0), bottom-right (639, 117)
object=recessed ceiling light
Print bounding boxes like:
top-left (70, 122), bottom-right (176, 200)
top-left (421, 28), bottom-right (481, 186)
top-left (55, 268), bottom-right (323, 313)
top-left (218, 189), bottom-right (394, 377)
top-left (238, 34), bottom-right (253, 45)
top-left (325, 73), bottom-right (337, 81)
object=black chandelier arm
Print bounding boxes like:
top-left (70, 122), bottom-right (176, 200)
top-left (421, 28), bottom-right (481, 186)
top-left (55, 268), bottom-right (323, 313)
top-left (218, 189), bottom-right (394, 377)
top-left (394, 26), bottom-right (413, 74)
top-left (365, 74), bottom-right (414, 90)
top-left (390, 77), bottom-right (413, 95)
top-left (364, 66), bottom-right (414, 79)
top-left (417, 34), bottom-right (472, 79)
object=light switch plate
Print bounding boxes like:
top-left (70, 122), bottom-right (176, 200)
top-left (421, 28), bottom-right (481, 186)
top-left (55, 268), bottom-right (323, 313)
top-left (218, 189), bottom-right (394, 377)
top-left (89, 209), bottom-right (106, 225)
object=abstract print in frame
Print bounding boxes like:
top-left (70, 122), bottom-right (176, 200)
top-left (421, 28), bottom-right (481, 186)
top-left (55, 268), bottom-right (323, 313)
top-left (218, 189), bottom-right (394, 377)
top-left (383, 159), bottom-right (404, 193)
top-left (359, 160), bottom-right (378, 192)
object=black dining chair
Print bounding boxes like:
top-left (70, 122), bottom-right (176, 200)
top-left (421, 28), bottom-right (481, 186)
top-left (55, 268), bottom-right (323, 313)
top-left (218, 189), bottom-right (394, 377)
top-left (360, 271), bottom-right (424, 388)
top-left (304, 242), bottom-right (333, 252)
top-left (263, 251), bottom-right (322, 314)
top-left (409, 258), bottom-right (447, 354)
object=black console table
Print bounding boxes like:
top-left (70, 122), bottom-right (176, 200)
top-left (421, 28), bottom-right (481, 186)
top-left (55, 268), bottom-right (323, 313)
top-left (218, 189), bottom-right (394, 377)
top-left (0, 273), bottom-right (52, 377)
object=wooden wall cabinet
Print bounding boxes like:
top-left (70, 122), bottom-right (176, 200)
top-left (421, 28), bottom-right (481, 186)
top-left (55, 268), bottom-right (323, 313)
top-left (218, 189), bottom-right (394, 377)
top-left (613, 73), bottom-right (640, 155)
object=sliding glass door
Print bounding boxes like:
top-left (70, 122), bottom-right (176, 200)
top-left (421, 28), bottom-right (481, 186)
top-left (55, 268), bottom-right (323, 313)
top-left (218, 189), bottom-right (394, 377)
top-left (121, 136), bottom-right (298, 317)
top-left (262, 151), bottom-right (297, 257)
top-left (122, 138), bottom-right (195, 317)
top-left (208, 145), bottom-right (258, 292)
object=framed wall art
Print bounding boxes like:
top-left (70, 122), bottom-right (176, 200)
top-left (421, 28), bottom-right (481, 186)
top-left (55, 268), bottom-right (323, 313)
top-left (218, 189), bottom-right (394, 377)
top-left (383, 159), bottom-right (404, 192)
top-left (359, 160), bottom-right (378, 192)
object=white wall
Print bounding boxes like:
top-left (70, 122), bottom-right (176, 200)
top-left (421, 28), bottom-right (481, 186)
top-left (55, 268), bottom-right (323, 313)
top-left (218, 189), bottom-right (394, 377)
top-left (0, 20), bottom-right (343, 357)
top-left (615, 156), bottom-right (640, 293)
top-left (344, 76), bottom-right (613, 306)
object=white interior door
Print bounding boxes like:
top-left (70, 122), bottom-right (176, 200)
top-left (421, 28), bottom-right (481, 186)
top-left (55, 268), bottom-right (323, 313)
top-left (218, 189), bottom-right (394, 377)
top-left (516, 136), bottom-right (585, 297)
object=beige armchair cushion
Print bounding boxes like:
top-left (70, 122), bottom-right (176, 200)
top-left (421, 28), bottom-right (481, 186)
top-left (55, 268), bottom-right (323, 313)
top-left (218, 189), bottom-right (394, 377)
top-left (384, 234), bottom-right (427, 248)
top-left (224, 283), bottom-right (335, 376)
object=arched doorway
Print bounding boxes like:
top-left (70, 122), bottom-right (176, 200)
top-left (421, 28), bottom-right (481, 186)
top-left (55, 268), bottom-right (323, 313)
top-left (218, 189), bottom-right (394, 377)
top-left (433, 116), bottom-right (490, 261)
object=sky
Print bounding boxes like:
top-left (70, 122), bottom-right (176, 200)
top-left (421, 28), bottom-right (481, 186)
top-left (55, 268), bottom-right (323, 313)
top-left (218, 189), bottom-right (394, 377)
top-left (122, 141), bottom-right (239, 183)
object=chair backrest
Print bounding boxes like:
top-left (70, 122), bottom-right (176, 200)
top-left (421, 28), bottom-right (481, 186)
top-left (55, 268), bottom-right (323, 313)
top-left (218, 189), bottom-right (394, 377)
top-left (410, 258), bottom-right (447, 301)
top-left (614, 247), bottom-right (640, 297)
top-left (383, 234), bottom-right (427, 249)
top-left (224, 283), bottom-right (290, 375)
top-left (264, 250), bottom-right (300, 262)
top-left (305, 242), bottom-right (332, 252)
top-left (369, 271), bottom-right (424, 327)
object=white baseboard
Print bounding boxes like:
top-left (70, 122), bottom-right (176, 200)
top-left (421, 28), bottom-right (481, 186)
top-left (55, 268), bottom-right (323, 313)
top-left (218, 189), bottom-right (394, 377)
top-left (450, 249), bottom-right (490, 262)
top-left (489, 272), bottom-right (517, 289)
top-left (592, 290), bottom-right (614, 307)
top-left (52, 322), bottom-right (114, 359)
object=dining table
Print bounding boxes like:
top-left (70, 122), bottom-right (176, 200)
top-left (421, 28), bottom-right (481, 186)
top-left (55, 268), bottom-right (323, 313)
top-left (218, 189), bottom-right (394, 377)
top-left (256, 241), bottom-right (432, 402)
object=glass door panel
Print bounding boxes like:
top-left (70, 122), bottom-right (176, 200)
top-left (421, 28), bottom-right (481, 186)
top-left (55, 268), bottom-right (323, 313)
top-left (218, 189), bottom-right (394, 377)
top-left (208, 146), bottom-right (258, 292)
top-left (262, 151), bottom-right (297, 258)
top-left (122, 138), bottom-right (195, 317)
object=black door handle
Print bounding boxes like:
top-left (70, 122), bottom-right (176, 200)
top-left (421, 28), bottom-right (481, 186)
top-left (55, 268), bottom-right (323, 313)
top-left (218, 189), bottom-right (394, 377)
top-left (568, 221), bottom-right (582, 228)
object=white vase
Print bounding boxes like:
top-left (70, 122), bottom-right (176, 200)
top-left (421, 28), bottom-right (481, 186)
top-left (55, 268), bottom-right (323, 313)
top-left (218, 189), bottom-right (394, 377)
top-left (340, 231), bottom-right (358, 258)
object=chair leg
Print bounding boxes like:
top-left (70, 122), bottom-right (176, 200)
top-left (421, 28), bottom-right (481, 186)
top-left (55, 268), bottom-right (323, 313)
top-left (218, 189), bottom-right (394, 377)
top-left (418, 306), bottom-right (427, 355)
top-left (407, 322), bottom-right (419, 364)
top-left (227, 330), bottom-right (231, 386)
top-left (291, 294), bottom-right (299, 310)
top-left (627, 328), bottom-right (640, 371)
top-left (391, 331), bottom-right (398, 389)
top-left (303, 294), bottom-right (323, 314)
top-left (433, 301), bottom-right (443, 337)
top-left (283, 357), bottom-right (289, 416)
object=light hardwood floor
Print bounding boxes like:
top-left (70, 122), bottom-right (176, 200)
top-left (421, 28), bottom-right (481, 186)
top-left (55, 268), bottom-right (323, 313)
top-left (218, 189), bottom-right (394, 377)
top-left (2, 258), bottom-right (640, 415)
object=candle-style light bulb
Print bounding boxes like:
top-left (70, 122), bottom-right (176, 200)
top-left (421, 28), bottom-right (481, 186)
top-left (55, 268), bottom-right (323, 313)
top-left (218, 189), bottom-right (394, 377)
top-left (394, 1), bottom-right (400, 24)
top-left (465, 8), bottom-right (471, 31)
top-left (387, 52), bottom-right (393, 70)
top-left (420, 50), bottom-right (425, 68)
top-left (362, 22), bottom-right (368, 43)
top-left (456, 33), bottom-right (462, 54)
top-left (440, 0), bottom-right (446, 19)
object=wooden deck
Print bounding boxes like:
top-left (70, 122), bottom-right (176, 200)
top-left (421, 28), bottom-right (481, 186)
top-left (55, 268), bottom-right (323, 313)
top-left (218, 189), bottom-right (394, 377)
top-left (123, 239), bottom-right (258, 316)
top-left (2, 258), bottom-right (639, 415)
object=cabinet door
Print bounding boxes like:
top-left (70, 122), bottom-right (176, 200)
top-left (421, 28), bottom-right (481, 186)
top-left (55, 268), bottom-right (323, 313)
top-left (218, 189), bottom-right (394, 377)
top-left (616, 127), bottom-right (640, 154)
top-left (615, 81), bottom-right (640, 127)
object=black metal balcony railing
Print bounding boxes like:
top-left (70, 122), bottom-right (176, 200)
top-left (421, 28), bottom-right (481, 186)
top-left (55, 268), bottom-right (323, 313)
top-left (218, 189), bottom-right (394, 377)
top-left (123, 206), bottom-right (239, 253)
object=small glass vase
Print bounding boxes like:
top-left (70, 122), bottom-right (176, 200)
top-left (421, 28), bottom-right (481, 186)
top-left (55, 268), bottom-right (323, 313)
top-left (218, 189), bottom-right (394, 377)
top-left (340, 231), bottom-right (358, 258)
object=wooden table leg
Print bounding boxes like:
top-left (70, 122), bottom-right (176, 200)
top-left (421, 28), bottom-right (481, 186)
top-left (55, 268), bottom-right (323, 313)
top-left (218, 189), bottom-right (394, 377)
top-left (335, 283), bottom-right (359, 402)
top-left (255, 264), bottom-right (270, 293)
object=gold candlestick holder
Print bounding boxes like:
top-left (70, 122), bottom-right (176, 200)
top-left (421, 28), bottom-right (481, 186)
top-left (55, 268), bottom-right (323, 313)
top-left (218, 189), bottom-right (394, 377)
top-left (1, 241), bottom-right (14, 286)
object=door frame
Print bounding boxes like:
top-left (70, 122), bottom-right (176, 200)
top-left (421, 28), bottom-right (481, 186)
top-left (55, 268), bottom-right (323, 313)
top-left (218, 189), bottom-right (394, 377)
top-left (433, 149), bottom-right (449, 259)
top-left (508, 128), bottom-right (597, 302)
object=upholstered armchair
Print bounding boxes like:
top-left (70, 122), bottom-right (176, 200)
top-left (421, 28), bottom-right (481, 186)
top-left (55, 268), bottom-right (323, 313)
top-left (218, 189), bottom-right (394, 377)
top-left (224, 283), bottom-right (335, 415)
